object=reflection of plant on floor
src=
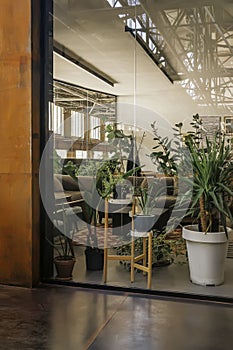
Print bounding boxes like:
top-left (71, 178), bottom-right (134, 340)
top-left (116, 229), bottom-right (187, 271)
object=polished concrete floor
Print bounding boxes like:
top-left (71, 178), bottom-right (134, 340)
top-left (62, 245), bottom-right (233, 300)
top-left (0, 284), bottom-right (233, 350)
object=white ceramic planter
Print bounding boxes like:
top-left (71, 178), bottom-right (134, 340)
top-left (182, 225), bottom-right (229, 286)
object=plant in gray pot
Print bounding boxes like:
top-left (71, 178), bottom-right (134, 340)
top-left (133, 182), bottom-right (158, 235)
top-left (181, 114), bottom-right (233, 286)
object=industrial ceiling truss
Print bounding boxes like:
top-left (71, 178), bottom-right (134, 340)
top-left (53, 80), bottom-right (117, 121)
top-left (107, 0), bottom-right (233, 113)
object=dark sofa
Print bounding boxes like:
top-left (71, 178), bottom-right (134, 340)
top-left (53, 173), bottom-right (187, 231)
top-left (54, 174), bottom-right (83, 201)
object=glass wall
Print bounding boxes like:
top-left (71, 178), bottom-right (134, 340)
top-left (40, 0), bottom-right (233, 300)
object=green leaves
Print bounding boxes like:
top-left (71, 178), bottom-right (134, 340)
top-left (150, 122), bottom-right (178, 176)
top-left (104, 123), bottom-right (132, 158)
top-left (184, 116), bottom-right (233, 232)
top-left (137, 180), bottom-right (165, 215)
top-left (96, 159), bottom-right (142, 199)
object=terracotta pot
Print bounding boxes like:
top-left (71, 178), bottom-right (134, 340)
top-left (54, 257), bottom-right (75, 280)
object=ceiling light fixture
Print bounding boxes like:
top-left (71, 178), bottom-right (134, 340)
top-left (54, 41), bottom-right (116, 87)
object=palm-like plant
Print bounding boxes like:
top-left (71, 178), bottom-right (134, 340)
top-left (184, 121), bottom-right (233, 234)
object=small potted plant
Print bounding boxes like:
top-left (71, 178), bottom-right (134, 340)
top-left (133, 181), bottom-right (158, 234)
top-left (49, 208), bottom-right (76, 280)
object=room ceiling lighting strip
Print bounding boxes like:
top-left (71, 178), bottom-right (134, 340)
top-left (54, 41), bottom-right (116, 87)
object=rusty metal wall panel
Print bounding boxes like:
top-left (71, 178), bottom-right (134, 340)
top-left (0, 0), bottom-right (40, 287)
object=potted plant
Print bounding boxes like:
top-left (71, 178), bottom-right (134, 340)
top-left (64, 158), bottom-right (141, 270)
top-left (181, 114), bottom-right (233, 285)
top-left (132, 182), bottom-right (157, 234)
top-left (133, 179), bottom-right (167, 234)
top-left (72, 182), bottom-right (106, 271)
top-left (49, 207), bottom-right (76, 280)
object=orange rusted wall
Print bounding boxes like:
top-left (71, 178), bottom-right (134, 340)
top-left (0, 0), bottom-right (40, 286)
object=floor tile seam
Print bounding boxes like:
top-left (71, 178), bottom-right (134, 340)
top-left (82, 294), bottom-right (129, 350)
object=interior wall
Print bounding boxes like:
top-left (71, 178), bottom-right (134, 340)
top-left (0, 0), bottom-right (40, 287)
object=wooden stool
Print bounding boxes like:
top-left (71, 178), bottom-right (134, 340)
top-left (130, 230), bottom-right (153, 289)
top-left (103, 199), bottom-right (153, 289)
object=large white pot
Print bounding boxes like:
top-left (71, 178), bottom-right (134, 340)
top-left (182, 225), bottom-right (229, 286)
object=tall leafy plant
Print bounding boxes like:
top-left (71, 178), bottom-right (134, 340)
top-left (183, 115), bottom-right (233, 234)
top-left (150, 122), bottom-right (178, 176)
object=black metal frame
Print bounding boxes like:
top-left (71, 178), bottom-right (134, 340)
top-left (38, 0), bottom-right (54, 279)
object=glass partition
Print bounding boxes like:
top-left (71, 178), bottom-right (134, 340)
top-left (40, 0), bottom-right (233, 300)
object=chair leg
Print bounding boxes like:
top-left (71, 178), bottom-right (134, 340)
top-left (104, 248), bottom-right (108, 283)
top-left (130, 237), bottom-right (135, 283)
top-left (143, 237), bottom-right (147, 275)
top-left (147, 232), bottom-right (152, 289)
